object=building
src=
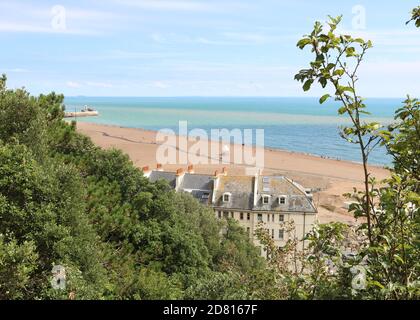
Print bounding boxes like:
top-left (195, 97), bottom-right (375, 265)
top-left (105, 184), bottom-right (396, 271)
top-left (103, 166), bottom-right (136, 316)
top-left (144, 164), bottom-right (317, 256)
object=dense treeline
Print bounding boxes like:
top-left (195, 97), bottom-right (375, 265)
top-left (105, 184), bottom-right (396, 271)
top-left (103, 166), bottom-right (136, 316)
top-left (0, 75), bottom-right (266, 299)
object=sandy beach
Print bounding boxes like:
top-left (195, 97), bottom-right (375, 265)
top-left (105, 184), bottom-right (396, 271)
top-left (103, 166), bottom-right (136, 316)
top-left (76, 122), bottom-right (390, 225)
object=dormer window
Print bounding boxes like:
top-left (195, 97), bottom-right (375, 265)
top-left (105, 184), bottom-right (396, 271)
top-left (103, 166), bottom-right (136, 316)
top-left (223, 192), bottom-right (231, 203)
top-left (262, 195), bottom-right (270, 204)
top-left (278, 196), bottom-right (287, 205)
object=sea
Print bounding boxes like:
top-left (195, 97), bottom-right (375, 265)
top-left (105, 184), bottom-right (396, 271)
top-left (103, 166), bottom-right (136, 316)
top-left (64, 97), bottom-right (402, 166)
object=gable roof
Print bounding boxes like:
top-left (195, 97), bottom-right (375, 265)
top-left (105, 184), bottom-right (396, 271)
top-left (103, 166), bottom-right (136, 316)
top-left (146, 170), bottom-right (317, 214)
top-left (213, 175), bottom-right (254, 210)
top-left (179, 173), bottom-right (214, 204)
top-left (254, 175), bottom-right (316, 213)
top-left (179, 173), bottom-right (213, 191)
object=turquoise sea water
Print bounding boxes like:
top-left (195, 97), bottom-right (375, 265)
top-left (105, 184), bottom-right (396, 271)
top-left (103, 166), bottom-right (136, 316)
top-left (64, 97), bottom-right (401, 166)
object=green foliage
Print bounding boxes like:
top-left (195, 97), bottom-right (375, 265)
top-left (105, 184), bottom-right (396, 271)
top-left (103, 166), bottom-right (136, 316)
top-left (384, 97), bottom-right (420, 185)
top-left (292, 13), bottom-right (420, 300)
top-left (295, 15), bottom-right (382, 245)
top-left (407, 6), bottom-right (420, 27)
top-left (0, 77), bottom-right (265, 300)
top-left (184, 271), bottom-right (249, 300)
top-left (0, 235), bottom-right (38, 299)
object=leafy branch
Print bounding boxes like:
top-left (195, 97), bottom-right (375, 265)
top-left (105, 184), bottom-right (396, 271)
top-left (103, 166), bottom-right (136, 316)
top-left (294, 16), bottom-right (380, 244)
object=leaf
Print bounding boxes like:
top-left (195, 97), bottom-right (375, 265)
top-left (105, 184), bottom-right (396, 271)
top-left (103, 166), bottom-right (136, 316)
top-left (303, 79), bottom-right (313, 92)
top-left (370, 281), bottom-right (384, 289)
top-left (316, 54), bottom-right (325, 63)
top-left (345, 47), bottom-right (356, 57)
top-left (338, 106), bottom-right (347, 115)
top-left (297, 38), bottom-right (311, 49)
top-left (333, 69), bottom-right (345, 77)
top-left (319, 94), bottom-right (331, 104)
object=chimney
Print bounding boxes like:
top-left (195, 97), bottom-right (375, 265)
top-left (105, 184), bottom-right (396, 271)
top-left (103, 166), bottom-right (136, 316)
top-left (221, 167), bottom-right (228, 176)
top-left (211, 170), bottom-right (221, 204)
top-left (175, 168), bottom-right (185, 191)
top-left (142, 166), bottom-right (152, 178)
top-left (156, 163), bottom-right (163, 171)
top-left (253, 170), bottom-right (260, 206)
top-left (187, 164), bottom-right (194, 174)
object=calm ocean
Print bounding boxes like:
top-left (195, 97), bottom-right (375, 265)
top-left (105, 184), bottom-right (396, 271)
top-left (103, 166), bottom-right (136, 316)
top-left (64, 97), bottom-right (401, 166)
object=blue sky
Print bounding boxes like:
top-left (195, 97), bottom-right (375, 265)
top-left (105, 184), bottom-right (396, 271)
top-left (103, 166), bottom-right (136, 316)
top-left (1, 0), bottom-right (419, 97)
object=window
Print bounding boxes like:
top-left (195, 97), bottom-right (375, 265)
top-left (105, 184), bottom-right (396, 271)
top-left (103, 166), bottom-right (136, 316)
top-left (279, 214), bottom-right (284, 222)
top-left (271, 229), bottom-right (274, 239)
top-left (231, 212), bottom-right (235, 218)
top-left (279, 196), bottom-right (286, 205)
top-left (240, 212), bottom-right (244, 220)
top-left (223, 193), bottom-right (231, 202)
top-left (262, 195), bottom-right (270, 204)
top-left (247, 212), bottom-right (250, 220)
top-left (257, 214), bottom-right (263, 222)
top-left (246, 227), bottom-right (250, 235)
top-left (267, 214), bottom-right (270, 222)
top-left (272, 214), bottom-right (275, 221)
top-left (218, 211), bottom-right (222, 219)
top-left (223, 211), bottom-right (229, 218)
top-left (279, 229), bottom-right (284, 240)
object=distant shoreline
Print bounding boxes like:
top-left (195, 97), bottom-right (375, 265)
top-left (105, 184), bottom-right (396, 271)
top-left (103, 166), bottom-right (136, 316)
top-left (72, 120), bottom-right (388, 169)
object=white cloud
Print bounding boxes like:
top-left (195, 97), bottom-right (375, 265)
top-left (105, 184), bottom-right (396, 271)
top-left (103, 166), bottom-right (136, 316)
top-left (361, 60), bottom-right (420, 74)
top-left (66, 81), bottom-right (81, 88)
top-left (150, 31), bottom-right (293, 46)
top-left (85, 81), bottom-right (114, 88)
top-left (336, 28), bottom-right (420, 47)
top-left (151, 81), bottom-right (169, 88)
top-left (222, 32), bottom-right (291, 44)
top-left (115, 0), bottom-right (215, 11)
top-left (0, 22), bottom-right (98, 35)
top-left (150, 33), bottom-right (167, 43)
top-left (3, 68), bottom-right (29, 73)
top-left (66, 81), bottom-right (116, 89)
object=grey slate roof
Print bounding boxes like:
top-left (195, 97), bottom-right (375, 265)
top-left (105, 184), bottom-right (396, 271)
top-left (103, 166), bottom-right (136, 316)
top-left (148, 171), bottom-right (176, 188)
top-left (179, 173), bottom-right (213, 191)
top-left (179, 173), bottom-right (214, 204)
top-left (254, 176), bottom-right (316, 213)
top-left (213, 176), bottom-right (254, 210)
top-left (147, 170), bottom-right (316, 214)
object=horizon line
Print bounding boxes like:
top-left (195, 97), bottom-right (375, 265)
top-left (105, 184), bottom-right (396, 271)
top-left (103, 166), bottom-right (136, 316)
top-left (63, 95), bottom-right (408, 99)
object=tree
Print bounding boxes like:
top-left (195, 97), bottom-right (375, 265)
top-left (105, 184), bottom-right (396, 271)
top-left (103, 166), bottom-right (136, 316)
top-left (0, 235), bottom-right (38, 299)
top-left (0, 75), bottom-right (267, 299)
top-left (295, 15), bottom-right (419, 300)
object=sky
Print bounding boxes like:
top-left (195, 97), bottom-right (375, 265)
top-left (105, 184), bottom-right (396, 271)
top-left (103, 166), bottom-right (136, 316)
top-left (1, 0), bottom-right (419, 97)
